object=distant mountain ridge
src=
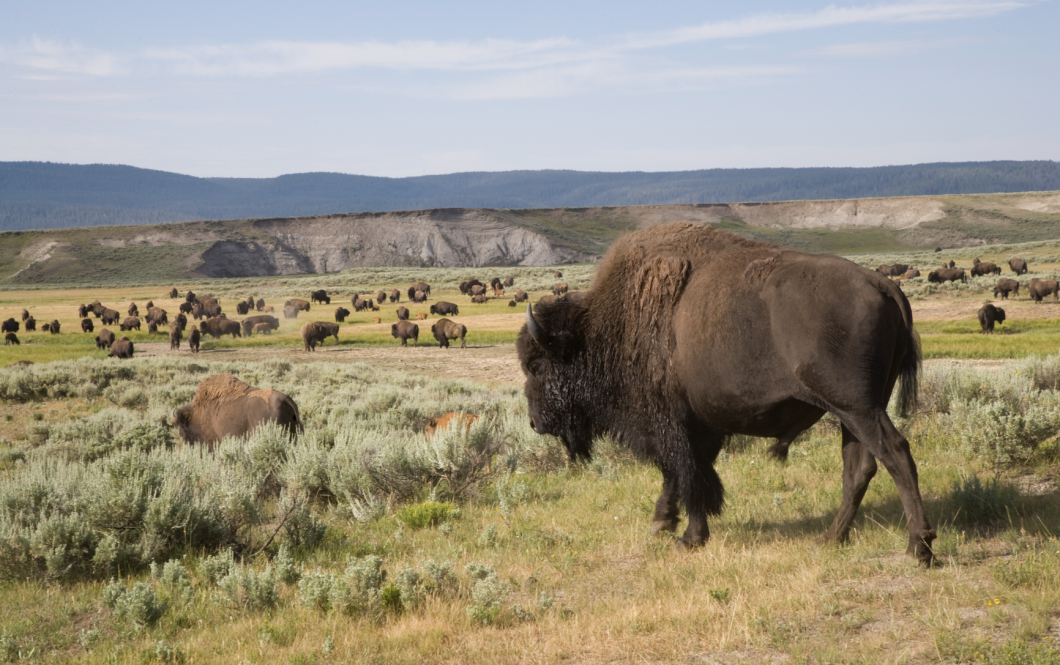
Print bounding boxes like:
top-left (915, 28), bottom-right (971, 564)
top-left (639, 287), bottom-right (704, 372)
top-left (2, 160), bottom-right (1060, 231)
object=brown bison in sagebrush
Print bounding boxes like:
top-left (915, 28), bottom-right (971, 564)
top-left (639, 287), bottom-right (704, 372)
top-left (504, 275), bottom-right (514, 287)
top-left (927, 268), bottom-right (966, 284)
top-left (552, 283), bottom-right (568, 296)
top-left (95, 328), bottom-right (115, 349)
top-left (513, 289), bottom-right (528, 303)
top-left (875, 263), bottom-right (909, 277)
top-left (431, 318), bottom-right (467, 349)
top-left (391, 321), bottom-right (419, 346)
top-left (518, 222), bottom-right (935, 564)
top-left (978, 304), bottom-right (1006, 333)
top-left (460, 279), bottom-right (483, 295)
top-left (375, 290), bottom-right (387, 303)
top-left (1029, 278), bottom-right (1060, 303)
top-left (425, 413), bottom-right (478, 439)
top-left (971, 261), bottom-right (1001, 277)
top-left (188, 326), bottom-right (200, 353)
top-left (109, 336), bottom-right (134, 359)
top-left (301, 321), bottom-right (339, 351)
top-left (200, 316), bottom-right (242, 339)
top-left (1009, 258), bottom-right (1029, 275)
top-left (173, 373), bottom-right (301, 450)
top-left (469, 284), bottom-right (486, 297)
top-left (994, 278), bottom-right (1020, 299)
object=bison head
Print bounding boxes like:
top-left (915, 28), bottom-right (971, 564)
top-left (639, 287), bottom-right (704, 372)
top-left (518, 303), bottom-right (593, 460)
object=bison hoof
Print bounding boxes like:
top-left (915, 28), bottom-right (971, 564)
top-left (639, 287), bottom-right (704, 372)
top-left (906, 530), bottom-right (937, 567)
top-left (674, 536), bottom-right (704, 552)
top-left (650, 519), bottom-right (678, 535)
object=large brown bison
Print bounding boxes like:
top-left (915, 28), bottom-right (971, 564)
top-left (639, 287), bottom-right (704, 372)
top-left (101, 309), bottom-right (121, 325)
top-left (311, 290), bottom-right (330, 305)
top-left (375, 290), bottom-right (387, 303)
top-left (201, 300), bottom-right (222, 318)
top-left (334, 307), bottom-right (351, 322)
top-left (425, 413), bottom-right (478, 439)
top-left (174, 313), bottom-right (188, 331)
top-left (185, 291), bottom-right (196, 303)
top-left (109, 336), bottom-right (134, 359)
top-left (173, 374), bottom-right (301, 449)
top-left (396, 306), bottom-right (409, 321)
top-left (389, 288), bottom-right (400, 303)
top-left (1009, 258), bottom-right (1029, 275)
top-left (1, 319), bottom-right (18, 334)
top-left (89, 301), bottom-right (106, 317)
top-left (169, 322), bottom-right (182, 350)
top-left (200, 316), bottom-right (242, 339)
top-left (431, 318), bottom-right (467, 349)
top-left (391, 321), bottom-right (419, 346)
top-left (95, 328), bottom-right (115, 349)
top-left (351, 295), bottom-right (370, 312)
top-left (518, 223), bottom-right (935, 564)
top-left (978, 304), bottom-right (1006, 333)
top-left (256, 298), bottom-right (266, 311)
top-left (120, 317), bottom-right (141, 332)
top-left (430, 301), bottom-right (459, 316)
top-left (24, 317), bottom-right (35, 331)
top-left (188, 326), bottom-right (200, 353)
top-left (994, 278), bottom-right (1020, 299)
top-left (236, 301), bottom-right (250, 315)
top-left (971, 262), bottom-right (1001, 277)
top-left (301, 321), bottom-right (339, 351)
top-left (1029, 278), bottom-right (1060, 303)
top-left (170, 287), bottom-right (179, 298)
top-left (48, 320), bottom-right (60, 334)
top-left (81, 318), bottom-right (94, 333)
top-left (4, 332), bottom-right (18, 346)
top-left (285, 298), bottom-right (311, 312)
top-left (145, 307), bottom-right (168, 327)
top-left (128, 303), bottom-right (139, 317)
top-left (513, 290), bottom-right (528, 303)
top-left (927, 268), bottom-right (966, 284)
top-left (146, 301), bottom-right (154, 309)
top-left (408, 282), bottom-right (431, 301)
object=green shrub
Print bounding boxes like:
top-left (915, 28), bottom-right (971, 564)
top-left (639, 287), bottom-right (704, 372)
top-left (108, 581), bottom-right (166, 629)
top-left (214, 564), bottom-right (279, 613)
top-left (396, 502), bottom-right (458, 530)
top-left (274, 545), bottom-right (301, 586)
top-left (466, 568), bottom-right (510, 625)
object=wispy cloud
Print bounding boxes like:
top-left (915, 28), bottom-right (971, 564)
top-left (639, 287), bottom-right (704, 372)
top-left (807, 40), bottom-right (932, 57)
top-left (0, 37), bottom-right (120, 76)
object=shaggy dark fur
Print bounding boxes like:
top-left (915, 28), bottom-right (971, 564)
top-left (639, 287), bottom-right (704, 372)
top-left (1009, 258), bottom-right (1028, 275)
top-left (978, 304), bottom-right (1006, 333)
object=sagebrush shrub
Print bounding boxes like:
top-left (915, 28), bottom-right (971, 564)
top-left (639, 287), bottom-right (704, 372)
top-left (215, 564), bottom-right (279, 613)
top-left (949, 475), bottom-right (1019, 526)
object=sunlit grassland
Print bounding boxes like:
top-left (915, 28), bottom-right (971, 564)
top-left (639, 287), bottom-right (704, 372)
top-left (919, 318), bottom-right (1060, 359)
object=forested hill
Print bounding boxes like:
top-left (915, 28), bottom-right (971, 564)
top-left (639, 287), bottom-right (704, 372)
top-left (2, 160), bottom-right (1059, 231)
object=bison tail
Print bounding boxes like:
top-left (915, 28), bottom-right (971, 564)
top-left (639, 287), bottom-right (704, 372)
top-left (896, 325), bottom-right (921, 418)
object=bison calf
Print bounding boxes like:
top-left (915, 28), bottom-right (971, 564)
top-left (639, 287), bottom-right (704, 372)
top-left (978, 304), bottom-right (1006, 333)
top-left (425, 413), bottom-right (479, 439)
top-left (431, 318), bottom-right (467, 349)
top-left (391, 321), bottom-right (419, 346)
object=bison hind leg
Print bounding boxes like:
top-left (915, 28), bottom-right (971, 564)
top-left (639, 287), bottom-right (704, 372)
top-left (767, 440), bottom-right (791, 461)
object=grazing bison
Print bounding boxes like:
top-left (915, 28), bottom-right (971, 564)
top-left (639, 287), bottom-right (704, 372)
top-left (471, 295), bottom-right (488, 304)
top-left (351, 295), bottom-right (370, 312)
top-left (301, 321), bottom-right (340, 351)
top-left (552, 283), bottom-right (568, 296)
top-left (994, 278), bottom-right (1020, 299)
top-left (490, 277), bottom-right (502, 289)
top-left (875, 264), bottom-right (909, 277)
top-left (971, 262), bottom-right (1001, 277)
top-left (4, 332), bottom-right (18, 346)
top-left (200, 316), bottom-right (242, 339)
top-left (470, 284), bottom-right (486, 297)
top-left (201, 300), bottom-right (222, 318)
top-left (1029, 278), bottom-right (1060, 303)
top-left (241, 315), bottom-right (279, 337)
top-left (1, 319), bottom-right (18, 334)
top-left (430, 301), bottom-right (459, 316)
top-left (78, 304), bottom-right (89, 318)
top-left (412, 290), bottom-right (427, 303)
top-left (95, 329), bottom-right (115, 349)
top-left (408, 282), bottom-right (431, 301)
top-left (128, 303), bottom-right (139, 317)
top-left (81, 318), bottom-right (94, 333)
top-left (252, 323), bottom-right (272, 335)
top-left (894, 269), bottom-right (920, 281)
top-left (509, 300), bottom-right (517, 307)
top-left (101, 309), bottom-right (121, 325)
top-left (120, 317), bottom-right (141, 332)
top-left (48, 320), bottom-right (60, 334)
top-left (188, 326), bottom-right (201, 353)
top-left (375, 290), bottom-right (387, 303)
top-left (518, 223), bottom-right (935, 563)
top-left (431, 318), bottom-right (467, 349)
top-left (1009, 258), bottom-right (1029, 275)
top-left (927, 268), bottom-right (966, 284)
top-left (144, 307), bottom-right (168, 327)
top-left (389, 289), bottom-right (400, 303)
top-left (284, 305), bottom-right (300, 319)
top-left (504, 276), bottom-right (514, 287)
top-left (310, 290), bottom-right (330, 305)
top-left (978, 304), bottom-right (1006, 333)
top-left (173, 373), bottom-right (301, 450)
top-left (396, 306), bottom-right (410, 320)
top-left (460, 279), bottom-right (483, 295)
top-left (236, 302), bottom-right (250, 315)
top-left (286, 298), bottom-right (311, 312)
top-left (109, 336), bottom-right (134, 359)
top-left (425, 413), bottom-right (479, 439)
top-left (256, 298), bottom-right (266, 311)
top-left (20, 309), bottom-right (29, 322)
top-left (334, 307), bottom-right (351, 322)
top-left (24, 317), bottom-right (35, 332)
top-left (89, 301), bottom-right (106, 317)
top-left (513, 290), bottom-right (528, 303)
top-left (170, 288), bottom-right (179, 298)
top-left (391, 321), bottom-right (419, 346)
top-left (169, 322), bottom-right (182, 350)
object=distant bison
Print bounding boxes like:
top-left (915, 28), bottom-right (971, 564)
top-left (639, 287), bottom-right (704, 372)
top-left (78, 304), bottom-right (89, 318)
top-left (460, 279), bottom-right (483, 296)
top-left (389, 289), bottom-right (400, 303)
top-left (95, 329), bottom-right (115, 349)
top-left (201, 300), bottom-right (222, 318)
top-left (553, 270), bottom-right (562, 278)
top-left (188, 326), bottom-right (200, 353)
top-left (179, 302), bottom-right (194, 314)
top-left (170, 288), bottom-right (179, 298)
top-left (256, 298), bottom-right (266, 311)
top-left (1029, 278), bottom-right (1060, 303)
top-left (128, 303), bottom-right (139, 317)
top-left (191, 303), bottom-right (205, 320)
top-left (20, 309), bottom-right (29, 322)
top-left (4, 332), bottom-right (18, 346)
top-left (425, 413), bottom-right (478, 439)
top-left (173, 373), bottom-right (301, 450)
top-left (513, 290), bottom-right (528, 303)
top-left (109, 336), bottom-right (134, 359)
top-left (408, 282), bottom-right (431, 301)
top-left (101, 309), bottom-right (121, 325)
top-left (284, 305), bottom-right (300, 319)
top-left (978, 304), bottom-right (1006, 333)
top-left (41, 323), bottom-right (50, 333)
top-left (311, 290), bottom-right (329, 305)
top-left (145, 307), bottom-right (168, 327)
top-left (894, 269), bottom-right (920, 281)
top-left (504, 276), bottom-right (514, 287)
top-left (48, 320), bottom-right (60, 334)
top-left (391, 321), bottom-right (419, 346)
top-left (376, 290), bottom-right (387, 303)
top-left (120, 317), bottom-right (141, 332)
top-left (1, 319), bottom-right (18, 333)
top-left (509, 300), bottom-right (517, 307)
top-left (334, 307), bottom-right (351, 322)
top-left (286, 298), bottom-right (311, 312)
top-left (185, 291), bottom-right (196, 303)
top-left (971, 262), bottom-right (1001, 277)
top-left (236, 302), bottom-right (250, 315)
top-left (200, 316), bottom-right (242, 339)
top-left (470, 285), bottom-right (486, 297)
top-left (82, 318), bottom-right (94, 333)
top-left (431, 318), bottom-right (467, 349)
top-left (396, 306), bottom-right (410, 321)
top-left (24, 317), bottom-right (35, 332)
top-left (169, 322), bottom-right (182, 350)
top-left (175, 313), bottom-right (187, 331)
top-left (875, 264), bottom-right (909, 277)
top-left (301, 321), bottom-right (339, 351)
top-left (994, 278), bottom-right (1020, 299)
top-left (490, 277), bottom-right (502, 290)
top-left (552, 284), bottom-right (569, 296)
top-left (1009, 258), bottom-right (1029, 275)
top-left (412, 290), bottom-right (427, 303)
top-left (351, 295), bottom-right (371, 312)
top-left (430, 301), bottom-right (459, 316)
top-left (927, 268), bottom-right (966, 284)
top-left (471, 295), bottom-right (488, 304)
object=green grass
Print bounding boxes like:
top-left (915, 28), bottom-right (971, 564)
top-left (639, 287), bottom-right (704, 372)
top-left (919, 318), bottom-right (1060, 359)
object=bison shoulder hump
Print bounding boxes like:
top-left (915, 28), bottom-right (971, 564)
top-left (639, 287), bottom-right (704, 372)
top-left (192, 374), bottom-right (254, 406)
top-left (743, 256), bottom-right (778, 283)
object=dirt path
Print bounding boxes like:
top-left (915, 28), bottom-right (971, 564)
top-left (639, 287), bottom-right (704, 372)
top-left (136, 342), bottom-right (526, 385)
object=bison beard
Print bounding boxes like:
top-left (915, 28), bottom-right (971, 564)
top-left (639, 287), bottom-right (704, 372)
top-left (517, 223), bottom-right (935, 564)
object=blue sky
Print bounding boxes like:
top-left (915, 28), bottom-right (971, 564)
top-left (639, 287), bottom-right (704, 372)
top-left (0, 1), bottom-right (1055, 177)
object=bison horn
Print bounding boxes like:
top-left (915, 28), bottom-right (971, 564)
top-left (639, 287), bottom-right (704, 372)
top-left (526, 304), bottom-right (551, 349)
